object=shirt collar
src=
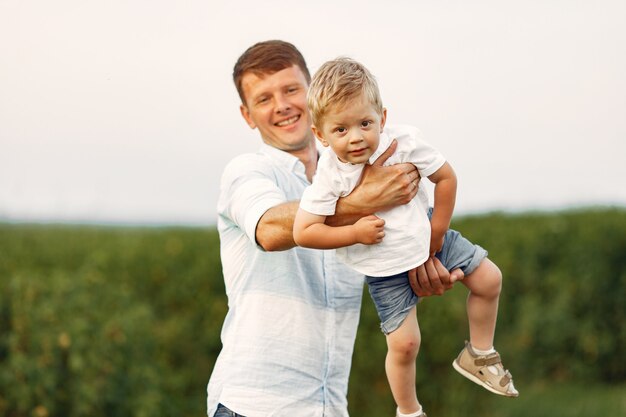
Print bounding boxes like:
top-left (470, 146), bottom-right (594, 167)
top-left (258, 142), bottom-right (308, 177)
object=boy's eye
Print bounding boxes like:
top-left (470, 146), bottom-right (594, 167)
top-left (361, 120), bottom-right (372, 127)
top-left (336, 127), bottom-right (346, 133)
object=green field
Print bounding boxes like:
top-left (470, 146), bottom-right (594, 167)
top-left (1, 208), bottom-right (625, 417)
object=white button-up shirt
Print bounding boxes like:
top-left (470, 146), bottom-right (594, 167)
top-left (207, 143), bottom-right (364, 417)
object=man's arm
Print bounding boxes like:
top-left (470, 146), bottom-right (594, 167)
top-left (256, 140), bottom-right (418, 251)
top-left (255, 201), bottom-right (300, 252)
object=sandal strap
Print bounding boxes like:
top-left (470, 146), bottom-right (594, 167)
top-left (500, 370), bottom-right (513, 387)
top-left (474, 352), bottom-right (501, 366)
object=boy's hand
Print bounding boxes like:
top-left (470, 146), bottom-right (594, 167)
top-left (429, 231), bottom-right (445, 256)
top-left (353, 215), bottom-right (385, 245)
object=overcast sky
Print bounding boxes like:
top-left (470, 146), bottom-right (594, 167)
top-left (1, 0), bottom-right (624, 226)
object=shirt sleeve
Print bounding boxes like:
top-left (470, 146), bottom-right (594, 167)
top-left (395, 125), bottom-right (446, 177)
top-left (299, 153), bottom-right (348, 216)
top-left (300, 171), bottom-right (341, 216)
top-left (219, 154), bottom-right (287, 245)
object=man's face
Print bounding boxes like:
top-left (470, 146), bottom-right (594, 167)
top-left (240, 65), bottom-right (314, 152)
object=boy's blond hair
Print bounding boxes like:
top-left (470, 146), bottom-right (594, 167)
top-left (307, 57), bottom-right (383, 128)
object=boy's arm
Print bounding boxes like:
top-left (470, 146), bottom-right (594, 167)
top-left (327, 139), bottom-right (420, 227)
top-left (293, 208), bottom-right (385, 249)
top-left (427, 161), bottom-right (457, 255)
top-left (257, 140), bottom-right (417, 251)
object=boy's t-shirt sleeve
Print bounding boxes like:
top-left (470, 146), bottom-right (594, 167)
top-left (393, 125), bottom-right (446, 177)
top-left (300, 172), bottom-right (341, 217)
top-left (299, 152), bottom-right (347, 216)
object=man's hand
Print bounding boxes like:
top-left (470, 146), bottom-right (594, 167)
top-left (408, 257), bottom-right (464, 297)
top-left (353, 215), bottom-right (385, 245)
top-left (350, 139), bottom-right (420, 213)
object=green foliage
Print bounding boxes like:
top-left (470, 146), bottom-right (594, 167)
top-left (487, 383), bottom-right (626, 417)
top-left (0, 225), bottom-right (225, 417)
top-left (0, 207), bottom-right (624, 416)
top-left (348, 208), bottom-right (626, 416)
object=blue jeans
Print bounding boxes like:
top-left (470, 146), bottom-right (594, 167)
top-left (213, 403), bottom-right (246, 417)
top-left (366, 225), bottom-right (487, 334)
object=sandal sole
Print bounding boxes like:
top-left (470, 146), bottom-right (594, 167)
top-left (452, 359), bottom-right (519, 397)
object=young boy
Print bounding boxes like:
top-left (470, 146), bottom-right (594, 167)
top-left (293, 58), bottom-right (518, 417)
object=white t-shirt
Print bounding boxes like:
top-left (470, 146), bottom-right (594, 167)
top-left (300, 124), bottom-right (446, 277)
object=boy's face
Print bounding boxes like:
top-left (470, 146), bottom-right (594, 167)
top-left (312, 95), bottom-right (386, 164)
top-left (239, 65), bottom-right (314, 153)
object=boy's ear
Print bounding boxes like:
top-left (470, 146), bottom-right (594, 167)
top-left (240, 104), bottom-right (256, 129)
top-left (311, 125), bottom-right (329, 147)
top-left (380, 108), bottom-right (387, 132)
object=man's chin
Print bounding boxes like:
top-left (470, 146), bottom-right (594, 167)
top-left (280, 133), bottom-right (315, 150)
top-left (283, 139), bottom-right (315, 153)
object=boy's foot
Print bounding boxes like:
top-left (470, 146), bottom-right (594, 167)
top-left (452, 341), bottom-right (519, 397)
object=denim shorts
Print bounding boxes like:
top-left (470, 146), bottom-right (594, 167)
top-left (213, 403), bottom-right (246, 417)
top-left (366, 224), bottom-right (487, 335)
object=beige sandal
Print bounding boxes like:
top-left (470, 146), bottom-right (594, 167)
top-left (452, 341), bottom-right (519, 397)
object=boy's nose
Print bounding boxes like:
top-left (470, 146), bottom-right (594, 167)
top-left (349, 131), bottom-right (364, 143)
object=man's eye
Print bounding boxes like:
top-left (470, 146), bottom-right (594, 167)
top-left (257, 97), bottom-right (269, 104)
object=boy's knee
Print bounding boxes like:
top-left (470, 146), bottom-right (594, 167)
top-left (389, 335), bottom-right (420, 361)
top-left (470, 258), bottom-right (502, 297)
top-left (484, 260), bottom-right (503, 295)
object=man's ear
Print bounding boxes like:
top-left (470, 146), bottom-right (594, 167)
top-left (311, 125), bottom-right (329, 147)
top-left (380, 108), bottom-right (387, 132)
top-left (240, 104), bottom-right (256, 129)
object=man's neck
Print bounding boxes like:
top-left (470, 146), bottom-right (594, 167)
top-left (289, 142), bottom-right (318, 182)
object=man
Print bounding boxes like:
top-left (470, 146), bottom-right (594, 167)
top-left (207, 40), bottom-right (457, 417)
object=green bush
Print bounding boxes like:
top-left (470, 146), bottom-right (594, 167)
top-left (348, 208), bottom-right (626, 416)
top-left (0, 207), bottom-right (624, 416)
top-left (0, 225), bottom-right (225, 417)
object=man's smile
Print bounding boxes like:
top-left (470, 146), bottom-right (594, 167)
top-left (275, 115), bottom-right (300, 127)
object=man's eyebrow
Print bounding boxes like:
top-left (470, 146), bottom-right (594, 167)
top-left (252, 91), bottom-right (269, 101)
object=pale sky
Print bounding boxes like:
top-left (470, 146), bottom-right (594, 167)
top-left (1, 0), bottom-right (625, 225)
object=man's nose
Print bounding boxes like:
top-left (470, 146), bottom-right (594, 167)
top-left (275, 94), bottom-right (291, 113)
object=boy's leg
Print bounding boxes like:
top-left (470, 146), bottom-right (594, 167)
top-left (436, 228), bottom-right (518, 397)
top-left (460, 258), bottom-right (502, 350)
top-left (385, 305), bottom-right (422, 415)
top-left (366, 274), bottom-right (426, 414)
top-left (432, 225), bottom-right (496, 349)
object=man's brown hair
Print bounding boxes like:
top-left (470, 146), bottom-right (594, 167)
top-left (233, 40), bottom-right (311, 104)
